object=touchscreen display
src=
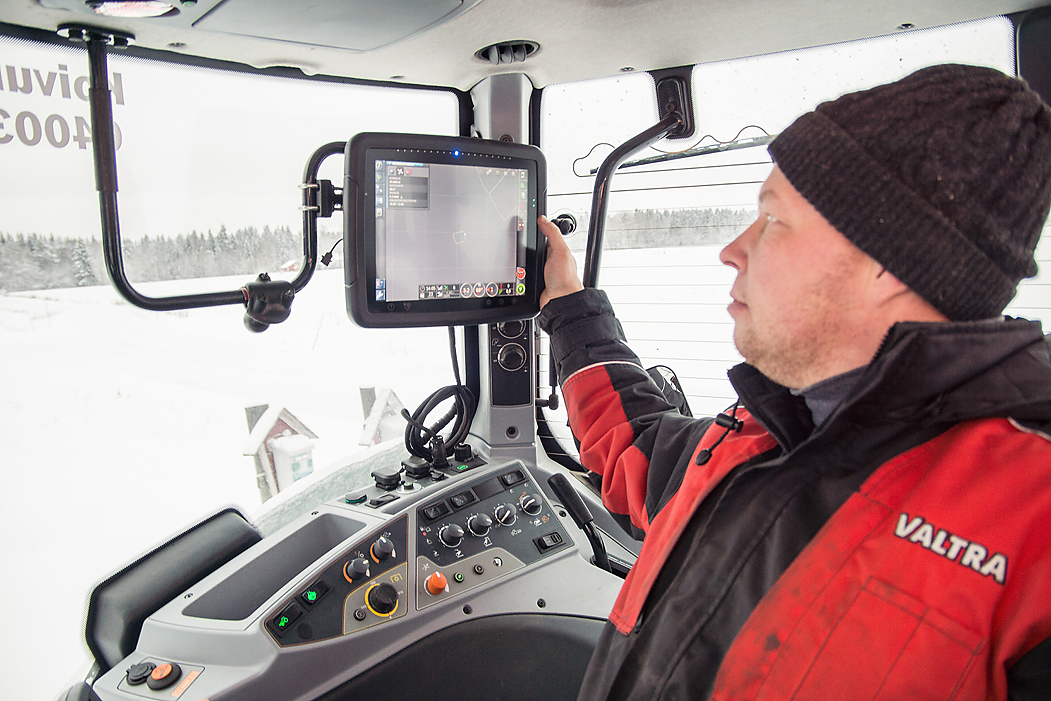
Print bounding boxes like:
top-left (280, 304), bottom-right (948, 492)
top-left (374, 159), bottom-right (529, 303)
top-left (344, 133), bottom-right (545, 328)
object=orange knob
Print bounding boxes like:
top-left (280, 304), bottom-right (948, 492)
top-left (425, 571), bottom-right (448, 596)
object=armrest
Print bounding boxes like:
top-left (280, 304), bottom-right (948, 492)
top-left (84, 508), bottom-right (261, 673)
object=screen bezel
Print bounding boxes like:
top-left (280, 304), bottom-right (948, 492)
top-left (344, 132), bottom-right (546, 328)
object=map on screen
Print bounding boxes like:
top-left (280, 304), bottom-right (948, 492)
top-left (375, 159), bottom-right (528, 303)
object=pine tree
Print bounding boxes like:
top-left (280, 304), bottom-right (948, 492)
top-left (72, 239), bottom-right (98, 287)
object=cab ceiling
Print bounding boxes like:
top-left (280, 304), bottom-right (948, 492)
top-left (2, 0), bottom-right (1048, 90)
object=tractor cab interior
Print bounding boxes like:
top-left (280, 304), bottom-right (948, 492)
top-left (2, 2), bottom-right (1051, 701)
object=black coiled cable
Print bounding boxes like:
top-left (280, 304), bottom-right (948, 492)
top-left (402, 327), bottom-right (477, 464)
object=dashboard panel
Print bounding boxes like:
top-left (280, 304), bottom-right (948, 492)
top-left (88, 460), bottom-right (623, 701)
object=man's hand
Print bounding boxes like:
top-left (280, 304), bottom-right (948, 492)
top-left (539, 215), bottom-right (584, 309)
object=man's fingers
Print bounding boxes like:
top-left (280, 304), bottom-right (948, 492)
top-left (539, 215), bottom-right (564, 247)
top-left (539, 215), bottom-right (584, 308)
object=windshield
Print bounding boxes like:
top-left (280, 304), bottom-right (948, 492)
top-left (0, 34), bottom-right (459, 699)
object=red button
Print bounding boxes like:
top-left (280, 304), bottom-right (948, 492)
top-left (146, 661), bottom-right (182, 690)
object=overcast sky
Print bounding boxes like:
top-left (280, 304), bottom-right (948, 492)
top-left (0, 38), bottom-right (458, 242)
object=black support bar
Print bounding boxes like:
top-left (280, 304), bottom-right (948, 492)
top-left (79, 28), bottom-right (247, 311)
top-left (67, 24), bottom-right (324, 319)
top-left (297, 141), bottom-right (346, 290)
top-left (581, 111), bottom-right (683, 288)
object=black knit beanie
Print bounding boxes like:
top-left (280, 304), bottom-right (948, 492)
top-left (769, 64), bottom-right (1051, 321)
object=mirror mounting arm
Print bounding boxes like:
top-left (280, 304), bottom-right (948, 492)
top-left (61, 24), bottom-right (326, 329)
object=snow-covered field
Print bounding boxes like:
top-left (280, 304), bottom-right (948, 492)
top-left (5, 245), bottom-right (1050, 701)
top-left (0, 268), bottom-right (449, 700)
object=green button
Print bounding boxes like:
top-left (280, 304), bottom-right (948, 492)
top-left (453, 572), bottom-right (464, 583)
top-left (456, 464), bottom-right (469, 472)
top-left (305, 591), bottom-right (317, 602)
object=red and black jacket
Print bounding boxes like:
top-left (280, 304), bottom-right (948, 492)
top-left (537, 288), bottom-right (1051, 700)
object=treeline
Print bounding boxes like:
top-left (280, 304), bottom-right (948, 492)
top-left (594, 207), bottom-right (754, 250)
top-left (0, 233), bottom-right (104, 292)
top-left (0, 226), bottom-right (344, 293)
top-left (120, 225), bottom-right (300, 282)
top-left (0, 208), bottom-right (751, 293)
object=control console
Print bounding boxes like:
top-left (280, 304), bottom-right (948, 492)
top-left (261, 463), bottom-right (572, 649)
top-left (89, 459), bottom-right (622, 701)
top-left (266, 517), bottom-right (409, 646)
top-left (415, 466), bottom-right (568, 608)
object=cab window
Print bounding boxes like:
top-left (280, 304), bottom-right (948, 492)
top-left (0, 32), bottom-right (458, 688)
top-left (539, 16), bottom-right (1026, 422)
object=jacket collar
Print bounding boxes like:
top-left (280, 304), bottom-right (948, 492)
top-left (730, 317), bottom-right (1051, 453)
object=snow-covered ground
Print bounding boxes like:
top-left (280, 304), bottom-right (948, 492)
top-left (0, 268), bottom-right (449, 700)
top-left (5, 244), bottom-right (1050, 701)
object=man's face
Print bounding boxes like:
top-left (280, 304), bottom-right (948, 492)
top-left (719, 166), bottom-right (883, 388)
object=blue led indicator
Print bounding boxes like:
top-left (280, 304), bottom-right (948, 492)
top-left (453, 150), bottom-right (461, 157)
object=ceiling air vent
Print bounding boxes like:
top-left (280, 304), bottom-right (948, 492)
top-left (475, 40), bottom-right (539, 65)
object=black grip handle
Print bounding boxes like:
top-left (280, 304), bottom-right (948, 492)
top-left (548, 473), bottom-right (611, 573)
top-left (547, 473), bottom-right (594, 528)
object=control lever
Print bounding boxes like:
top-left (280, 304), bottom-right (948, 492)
top-left (552, 213), bottom-right (577, 236)
top-left (547, 474), bottom-right (611, 573)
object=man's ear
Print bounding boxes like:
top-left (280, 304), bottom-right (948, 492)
top-left (872, 266), bottom-right (909, 304)
top-left (872, 266), bottom-right (948, 321)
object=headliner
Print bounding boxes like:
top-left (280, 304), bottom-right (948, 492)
top-left (1, 0), bottom-right (1046, 92)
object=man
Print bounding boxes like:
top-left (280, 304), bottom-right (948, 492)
top-left (537, 64), bottom-right (1051, 700)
